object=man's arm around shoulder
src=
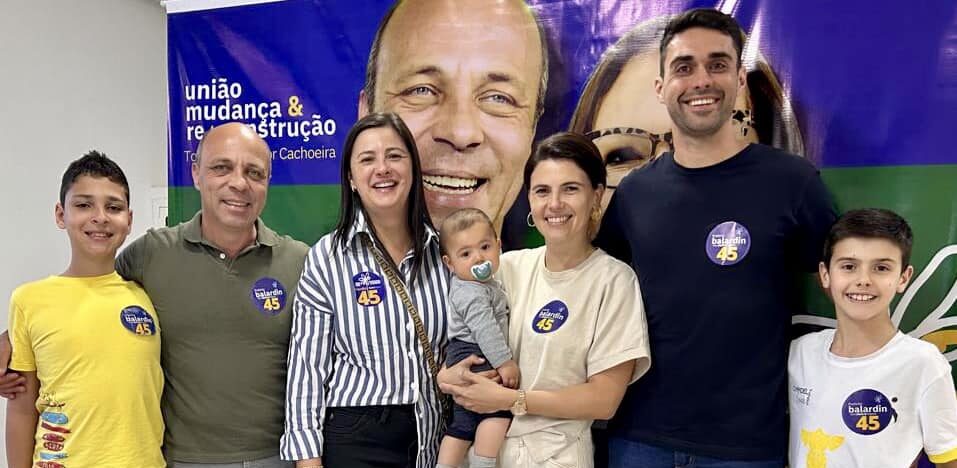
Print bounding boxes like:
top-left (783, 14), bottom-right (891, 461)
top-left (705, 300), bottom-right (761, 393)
top-left (115, 232), bottom-right (151, 283)
top-left (0, 331), bottom-right (26, 398)
top-left (5, 370), bottom-right (39, 468)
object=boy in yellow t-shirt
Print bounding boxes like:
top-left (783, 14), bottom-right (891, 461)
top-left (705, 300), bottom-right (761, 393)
top-left (5, 151), bottom-right (164, 468)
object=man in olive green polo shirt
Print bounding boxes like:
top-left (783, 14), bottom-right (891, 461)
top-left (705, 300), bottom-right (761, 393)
top-left (117, 123), bottom-right (308, 467)
top-left (1, 122), bottom-right (309, 467)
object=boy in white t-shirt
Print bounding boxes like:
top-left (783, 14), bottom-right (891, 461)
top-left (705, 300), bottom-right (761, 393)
top-left (789, 208), bottom-right (957, 467)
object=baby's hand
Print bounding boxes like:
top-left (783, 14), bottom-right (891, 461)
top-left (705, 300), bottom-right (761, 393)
top-left (497, 359), bottom-right (521, 389)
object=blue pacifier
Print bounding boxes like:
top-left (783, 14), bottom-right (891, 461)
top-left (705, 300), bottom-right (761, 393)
top-left (470, 260), bottom-right (493, 282)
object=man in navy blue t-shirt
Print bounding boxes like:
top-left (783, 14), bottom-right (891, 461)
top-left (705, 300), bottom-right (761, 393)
top-left (597, 8), bottom-right (837, 468)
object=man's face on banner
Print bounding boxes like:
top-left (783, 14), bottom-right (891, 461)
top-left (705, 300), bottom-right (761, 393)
top-left (367, 0), bottom-right (543, 233)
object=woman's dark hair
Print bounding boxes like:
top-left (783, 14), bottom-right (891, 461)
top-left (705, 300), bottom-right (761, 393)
top-left (524, 132), bottom-right (607, 190)
top-left (333, 112), bottom-right (433, 284)
top-left (569, 17), bottom-right (669, 136)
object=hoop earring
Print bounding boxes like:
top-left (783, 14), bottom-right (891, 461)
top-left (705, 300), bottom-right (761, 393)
top-left (588, 204), bottom-right (602, 240)
top-left (526, 212), bottom-right (535, 227)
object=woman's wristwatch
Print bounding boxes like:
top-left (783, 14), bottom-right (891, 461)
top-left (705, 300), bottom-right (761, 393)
top-left (510, 389), bottom-right (528, 416)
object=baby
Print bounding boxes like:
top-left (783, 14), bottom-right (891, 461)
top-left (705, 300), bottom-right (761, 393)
top-left (437, 208), bottom-right (520, 468)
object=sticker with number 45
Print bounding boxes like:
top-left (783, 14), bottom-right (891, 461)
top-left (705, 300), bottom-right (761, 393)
top-left (357, 289), bottom-right (381, 306)
top-left (120, 306), bottom-right (156, 336)
top-left (250, 277), bottom-right (288, 317)
top-left (715, 245), bottom-right (739, 262)
top-left (353, 271), bottom-right (387, 308)
top-left (705, 221), bottom-right (751, 266)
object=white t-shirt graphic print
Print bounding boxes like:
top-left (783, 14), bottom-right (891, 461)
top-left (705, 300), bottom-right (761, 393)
top-left (788, 330), bottom-right (957, 467)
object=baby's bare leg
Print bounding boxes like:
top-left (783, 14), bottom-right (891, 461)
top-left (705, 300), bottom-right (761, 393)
top-left (471, 417), bottom-right (511, 466)
top-left (438, 434), bottom-right (472, 467)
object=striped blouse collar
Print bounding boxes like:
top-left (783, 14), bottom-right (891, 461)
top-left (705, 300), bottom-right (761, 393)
top-left (343, 209), bottom-right (439, 252)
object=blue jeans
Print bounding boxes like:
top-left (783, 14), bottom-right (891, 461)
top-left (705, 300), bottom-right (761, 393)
top-left (607, 438), bottom-right (784, 468)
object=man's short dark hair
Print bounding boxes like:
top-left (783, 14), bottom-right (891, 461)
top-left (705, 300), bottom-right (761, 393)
top-left (363, 0), bottom-right (550, 120)
top-left (659, 8), bottom-right (745, 76)
top-left (823, 208), bottom-right (914, 268)
top-left (59, 150), bottom-right (130, 205)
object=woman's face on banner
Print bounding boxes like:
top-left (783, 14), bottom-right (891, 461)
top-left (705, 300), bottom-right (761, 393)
top-left (589, 52), bottom-right (754, 210)
top-left (591, 53), bottom-right (672, 210)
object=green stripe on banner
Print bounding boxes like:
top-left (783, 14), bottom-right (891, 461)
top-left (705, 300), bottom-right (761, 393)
top-left (168, 165), bottom-right (957, 367)
top-left (168, 184), bottom-right (341, 246)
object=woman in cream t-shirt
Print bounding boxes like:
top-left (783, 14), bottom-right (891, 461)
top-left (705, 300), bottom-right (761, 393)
top-left (440, 132), bottom-right (650, 468)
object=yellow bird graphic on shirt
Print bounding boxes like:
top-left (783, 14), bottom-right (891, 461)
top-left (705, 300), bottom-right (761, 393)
top-left (801, 428), bottom-right (844, 468)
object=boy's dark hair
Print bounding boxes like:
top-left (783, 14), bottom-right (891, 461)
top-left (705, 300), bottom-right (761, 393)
top-left (439, 208), bottom-right (495, 255)
top-left (59, 150), bottom-right (130, 205)
top-left (823, 208), bottom-right (914, 268)
top-left (659, 8), bottom-right (745, 76)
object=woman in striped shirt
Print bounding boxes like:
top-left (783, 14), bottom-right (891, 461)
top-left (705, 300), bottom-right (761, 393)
top-left (282, 112), bottom-right (450, 468)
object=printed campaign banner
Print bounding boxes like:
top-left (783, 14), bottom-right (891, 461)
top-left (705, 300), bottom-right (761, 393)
top-left (166, 0), bottom-right (957, 379)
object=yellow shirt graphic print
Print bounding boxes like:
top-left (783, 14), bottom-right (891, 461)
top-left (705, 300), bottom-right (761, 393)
top-left (8, 273), bottom-right (164, 467)
top-left (801, 428), bottom-right (844, 468)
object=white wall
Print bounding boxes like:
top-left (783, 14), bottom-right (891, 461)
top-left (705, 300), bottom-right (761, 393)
top-left (0, 0), bottom-right (168, 460)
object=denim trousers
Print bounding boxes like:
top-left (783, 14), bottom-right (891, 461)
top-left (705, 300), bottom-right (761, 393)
top-left (606, 438), bottom-right (785, 468)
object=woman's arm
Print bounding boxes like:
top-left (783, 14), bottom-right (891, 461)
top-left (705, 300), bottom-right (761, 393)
top-left (437, 355), bottom-right (502, 388)
top-left (295, 458), bottom-right (323, 468)
top-left (526, 360), bottom-right (634, 420)
top-left (440, 359), bottom-right (635, 420)
top-left (6, 370), bottom-right (39, 468)
top-left (282, 249), bottom-right (336, 463)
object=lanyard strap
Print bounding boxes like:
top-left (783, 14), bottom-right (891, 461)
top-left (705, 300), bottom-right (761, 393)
top-left (364, 236), bottom-right (441, 384)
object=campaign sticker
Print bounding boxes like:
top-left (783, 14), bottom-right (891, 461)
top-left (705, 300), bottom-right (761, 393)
top-left (250, 277), bottom-right (287, 316)
top-left (842, 389), bottom-right (898, 435)
top-left (531, 300), bottom-right (569, 334)
top-left (353, 271), bottom-right (386, 307)
top-left (120, 306), bottom-right (155, 336)
top-left (705, 221), bottom-right (751, 266)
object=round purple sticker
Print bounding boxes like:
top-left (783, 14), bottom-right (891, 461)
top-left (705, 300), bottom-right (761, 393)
top-left (531, 300), bottom-right (569, 334)
top-left (842, 389), bottom-right (897, 435)
top-left (353, 271), bottom-right (386, 307)
top-left (705, 221), bottom-right (751, 266)
top-left (120, 306), bottom-right (156, 336)
top-left (250, 277), bottom-right (287, 316)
